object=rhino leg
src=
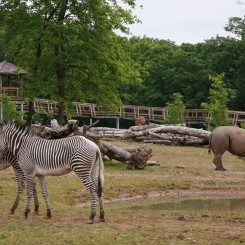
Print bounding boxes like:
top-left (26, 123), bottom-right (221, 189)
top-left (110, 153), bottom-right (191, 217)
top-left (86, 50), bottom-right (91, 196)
top-left (213, 154), bottom-right (226, 171)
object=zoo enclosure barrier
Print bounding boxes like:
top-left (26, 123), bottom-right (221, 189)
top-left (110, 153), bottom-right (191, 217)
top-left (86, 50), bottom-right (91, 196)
top-left (14, 99), bottom-right (245, 126)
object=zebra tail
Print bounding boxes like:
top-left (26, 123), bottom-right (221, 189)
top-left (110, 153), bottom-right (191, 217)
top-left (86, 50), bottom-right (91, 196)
top-left (96, 150), bottom-right (104, 198)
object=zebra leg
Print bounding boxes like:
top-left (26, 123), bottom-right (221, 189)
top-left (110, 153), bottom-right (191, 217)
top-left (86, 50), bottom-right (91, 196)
top-left (98, 193), bottom-right (105, 222)
top-left (88, 185), bottom-right (105, 223)
top-left (24, 175), bottom-right (36, 218)
top-left (9, 169), bottom-right (25, 214)
top-left (33, 181), bottom-right (39, 215)
top-left (88, 188), bottom-right (97, 224)
top-left (10, 170), bottom-right (40, 215)
top-left (72, 168), bottom-right (97, 224)
top-left (38, 175), bottom-right (52, 218)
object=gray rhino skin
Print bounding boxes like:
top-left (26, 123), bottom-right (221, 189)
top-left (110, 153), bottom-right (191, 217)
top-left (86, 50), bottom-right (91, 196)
top-left (208, 126), bottom-right (245, 171)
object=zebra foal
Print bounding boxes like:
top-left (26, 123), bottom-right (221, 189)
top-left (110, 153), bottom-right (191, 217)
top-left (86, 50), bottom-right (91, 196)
top-left (0, 150), bottom-right (40, 214)
top-left (0, 121), bottom-right (105, 224)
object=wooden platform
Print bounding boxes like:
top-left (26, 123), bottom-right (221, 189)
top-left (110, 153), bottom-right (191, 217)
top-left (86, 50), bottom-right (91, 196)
top-left (12, 99), bottom-right (245, 126)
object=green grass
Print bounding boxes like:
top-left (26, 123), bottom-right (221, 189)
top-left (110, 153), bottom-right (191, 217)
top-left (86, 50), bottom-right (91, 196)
top-left (0, 141), bottom-right (244, 244)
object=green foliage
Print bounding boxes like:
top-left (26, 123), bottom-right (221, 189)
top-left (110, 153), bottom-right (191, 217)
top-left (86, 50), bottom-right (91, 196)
top-left (122, 37), bottom-right (210, 108)
top-left (201, 74), bottom-right (234, 129)
top-left (0, 0), bottom-right (140, 123)
top-left (164, 93), bottom-right (186, 125)
top-left (225, 16), bottom-right (245, 39)
top-left (1, 9), bottom-right (245, 120)
top-left (1, 95), bottom-right (23, 122)
top-left (240, 122), bottom-right (245, 129)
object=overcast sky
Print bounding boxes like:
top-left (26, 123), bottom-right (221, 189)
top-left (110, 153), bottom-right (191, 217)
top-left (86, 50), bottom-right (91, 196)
top-left (125, 0), bottom-right (245, 45)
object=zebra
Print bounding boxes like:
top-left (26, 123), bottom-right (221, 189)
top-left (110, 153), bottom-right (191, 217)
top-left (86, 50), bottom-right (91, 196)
top-left (0, 150), bottom-right (40, 215)
top-left (0, 121), bottom-right (105, 224)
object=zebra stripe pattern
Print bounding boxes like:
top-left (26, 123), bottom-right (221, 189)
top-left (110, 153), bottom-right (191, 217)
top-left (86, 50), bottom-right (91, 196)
top-left (0, 121), bottom-right (105, 223)
top-left (0, 150), bottom-right (40, 214)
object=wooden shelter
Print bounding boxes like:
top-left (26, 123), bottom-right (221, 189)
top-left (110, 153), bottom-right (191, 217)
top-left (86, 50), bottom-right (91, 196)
top-left (0, 61), bottom-right (27, 101)
top-left (0, 61), bottom-right (27, 120)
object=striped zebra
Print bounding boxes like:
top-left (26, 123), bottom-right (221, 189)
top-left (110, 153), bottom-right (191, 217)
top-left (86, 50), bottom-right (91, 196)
top-left (0, 150), bottom-right (40, 214)
top-left (0, 121), bottom-right (105, 224)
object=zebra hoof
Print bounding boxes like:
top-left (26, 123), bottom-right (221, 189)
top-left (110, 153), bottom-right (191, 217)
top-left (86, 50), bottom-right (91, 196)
top-left (99, 213), bottom-right (105, 222)
top-left (88, 219), bottom-right (94, 224)
top-left (46, 209), bottom-right (52, 219)
top-left (34, 205), bottom-right (39, 215)
top-left (9, 209), bottom-right (15, 215)
top-left (24, 209), bottom-right (30, 218)
top-left (215, 166), bottom-right (226, 171)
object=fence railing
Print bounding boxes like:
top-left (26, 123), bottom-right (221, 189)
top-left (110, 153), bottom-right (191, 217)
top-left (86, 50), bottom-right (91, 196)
top-left (1, 87), bottom-right (20, 100)
top-left (17, 100), bottom-right (242, 125)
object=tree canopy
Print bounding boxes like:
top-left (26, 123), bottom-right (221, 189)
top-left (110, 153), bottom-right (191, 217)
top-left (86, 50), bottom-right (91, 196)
top-left (0, 0), bottom-right (140, 123)
top-left (121, 16), bottom-right (245, 112)
top-left (0, 4), bottom-right (245, 125)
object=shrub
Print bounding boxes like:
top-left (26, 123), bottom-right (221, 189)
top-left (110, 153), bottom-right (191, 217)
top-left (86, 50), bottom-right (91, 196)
top-left (164, 93), bottom-right (186, 125)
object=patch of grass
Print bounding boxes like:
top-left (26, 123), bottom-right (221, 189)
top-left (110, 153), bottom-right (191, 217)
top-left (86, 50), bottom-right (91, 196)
top-left (0, 141), bottom-right (244, 244)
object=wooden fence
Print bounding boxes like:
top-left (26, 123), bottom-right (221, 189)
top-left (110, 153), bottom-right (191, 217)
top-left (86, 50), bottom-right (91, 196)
top-left (17, 99), bottom-right (244, 125)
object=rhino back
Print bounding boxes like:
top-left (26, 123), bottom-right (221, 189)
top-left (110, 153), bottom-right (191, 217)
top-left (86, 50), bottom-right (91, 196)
top-left (210, 126), bottom-right (245, 156)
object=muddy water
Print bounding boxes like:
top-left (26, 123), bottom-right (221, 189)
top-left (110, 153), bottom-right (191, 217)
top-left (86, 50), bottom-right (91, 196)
top-left (76, 193), bottom-right (245, 210)
top-left (138, 197), bottom-right (245, 211)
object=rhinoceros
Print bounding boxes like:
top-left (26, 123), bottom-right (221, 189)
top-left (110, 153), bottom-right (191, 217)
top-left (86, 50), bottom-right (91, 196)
top-left (208, 126), bottom-right (245, 171)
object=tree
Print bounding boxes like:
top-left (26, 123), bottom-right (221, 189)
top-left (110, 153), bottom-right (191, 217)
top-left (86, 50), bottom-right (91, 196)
top-left (201, 74), bottom-right (234, 129)
top-left (225, 16), bottom-right (245, 40)
top-left (0, 27), bottom-right (5, 61)
top-left (164, 93), bottom-right (186, 125)
top-left (0, 0), bottom-right (140, 124)
top-left (224, 16), bottom-right (245, 110)
top-left (123, 37), bottom-right (210, 108)
top-left (1, 95), bottom-right (23, 122)
top-left (195, 37), bottom-right (240, 108)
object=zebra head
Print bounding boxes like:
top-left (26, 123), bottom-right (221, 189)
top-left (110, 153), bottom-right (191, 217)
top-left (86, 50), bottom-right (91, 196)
top-left (0, 121), bottom-right (7, 154)
top-left (0, 121), bottom-right (30, 156)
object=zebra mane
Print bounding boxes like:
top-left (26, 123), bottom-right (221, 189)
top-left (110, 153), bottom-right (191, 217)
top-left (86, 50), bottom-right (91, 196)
top-left (4, 120), bottom-right (35, 136)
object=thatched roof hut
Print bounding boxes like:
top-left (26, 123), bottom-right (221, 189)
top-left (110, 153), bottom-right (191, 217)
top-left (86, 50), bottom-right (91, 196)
top-left (0, 61), bottom-right (27, 100)
top-left (0, 61), bottom-right (27, 75)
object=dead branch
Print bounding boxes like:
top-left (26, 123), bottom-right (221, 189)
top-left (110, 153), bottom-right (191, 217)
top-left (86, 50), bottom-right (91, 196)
top-left (37, 120), bottom-right (153, 170)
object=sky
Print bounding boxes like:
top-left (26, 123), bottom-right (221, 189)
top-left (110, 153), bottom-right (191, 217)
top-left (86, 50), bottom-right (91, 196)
top-left (125, 0), bottom-right (245, 45)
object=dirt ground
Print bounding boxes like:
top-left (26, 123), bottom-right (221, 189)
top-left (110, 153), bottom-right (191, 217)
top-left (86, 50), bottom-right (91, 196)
top-left (0, 140), bottom-right (244, 244)
top-left (100, 140), bottom-right (245, 244)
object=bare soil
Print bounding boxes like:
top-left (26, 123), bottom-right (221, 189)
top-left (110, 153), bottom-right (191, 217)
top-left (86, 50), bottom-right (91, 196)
top-left (0, 140), bottom-right (244, 244)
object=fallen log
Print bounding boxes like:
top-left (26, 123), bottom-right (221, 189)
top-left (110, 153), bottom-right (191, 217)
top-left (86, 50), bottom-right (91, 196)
top-left (148, 126), bottom-right (210, 140)
top-left (129, 124), bottom-right (161, 131)
top-left (37, 120), bottom-right (153, 170)
top-left (36, 119), bottom-right (79, 139)
top-left (142, 139), bottom-right (172, 144)
top-left (125, 125), bottom-right (210, 139)
top-left (122, 124), bottom-right (210, 145)
top-left (91, 127), bottom-right (128, 138)
top-left (100, 143), bottom-right (152, 169)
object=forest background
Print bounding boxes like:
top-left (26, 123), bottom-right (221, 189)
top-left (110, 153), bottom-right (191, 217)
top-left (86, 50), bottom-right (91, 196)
top-left (0, 0), bottom-right (245, 125)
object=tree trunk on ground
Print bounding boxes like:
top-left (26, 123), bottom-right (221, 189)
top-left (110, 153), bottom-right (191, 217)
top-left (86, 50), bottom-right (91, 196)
top-left (122, 125), bottom-right (210, 145)
top-left (36, 120), bottom-right (153, 169)
top-left (100, 143), bottom-right (152, 169)
top-left (36, 119), bottom-right (79, 139)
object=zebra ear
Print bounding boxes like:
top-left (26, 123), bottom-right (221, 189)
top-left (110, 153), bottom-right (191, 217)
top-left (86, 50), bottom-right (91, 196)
top-left (0, 121), bottom-right (6, 132)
